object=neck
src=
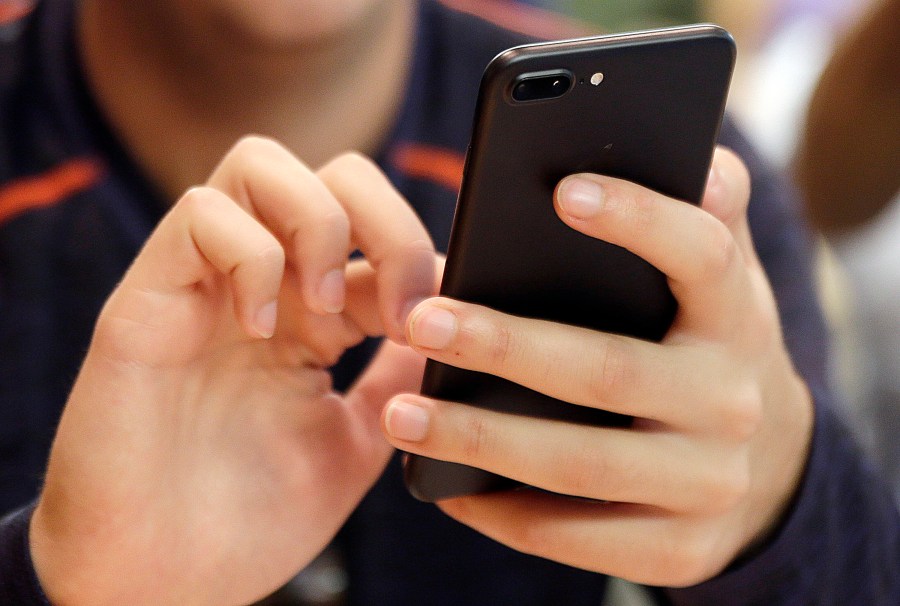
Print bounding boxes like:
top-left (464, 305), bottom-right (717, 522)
top-left (77, 0), bottom-right (417, 201)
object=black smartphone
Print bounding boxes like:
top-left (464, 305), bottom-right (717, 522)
top-left (404, 25), bottom-right (736, 502)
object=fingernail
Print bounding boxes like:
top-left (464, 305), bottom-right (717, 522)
top-left (559, 176), bottom-right (604, 219)
top-left (254, 300), bottom-right (278, 339)
top-left (409, 306), bottom-right (457, 350)
top-left (385, 398), bottom-right (430, 442)
top-left (318, 269), bottom-right (345, 314)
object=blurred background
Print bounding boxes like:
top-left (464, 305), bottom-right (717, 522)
top-left (534, 0), bottom-right (702, 31)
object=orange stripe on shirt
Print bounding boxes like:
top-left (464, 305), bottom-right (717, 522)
top-left (436, 0), bottom-right (593, 41)
top-left (0, 158), bottom-right (106, 226)
top-left (390, 144), bottom-right (466, 193)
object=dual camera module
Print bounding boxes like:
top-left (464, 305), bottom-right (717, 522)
top-left (511, 70), bottom-right (604, 103)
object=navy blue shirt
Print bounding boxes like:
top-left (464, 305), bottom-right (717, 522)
top-left (1, 1), bottom-right (898, 604)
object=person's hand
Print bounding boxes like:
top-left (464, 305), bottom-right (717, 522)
top-left (28, 138), bottom-right (437, 606)
top-left (382, 147), bottom-right (814, 587)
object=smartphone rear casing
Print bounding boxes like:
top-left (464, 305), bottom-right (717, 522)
top-left (404, 26), bottom-right (736, 502)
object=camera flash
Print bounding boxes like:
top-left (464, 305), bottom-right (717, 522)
top-left (590, 72), bottom-right (604, 86)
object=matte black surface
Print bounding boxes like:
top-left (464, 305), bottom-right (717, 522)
top-left (405, 25), bottom-right (735, 502)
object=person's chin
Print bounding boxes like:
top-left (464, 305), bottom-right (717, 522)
top-left (215, 0), bottom-right (384, 48)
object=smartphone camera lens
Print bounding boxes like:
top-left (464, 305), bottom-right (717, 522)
top-left (511, 71), bottom-right (573, 102)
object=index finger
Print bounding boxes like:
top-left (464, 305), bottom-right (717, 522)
top-left (318, 153), bottom-right (436, 342)
top-left (206, 136), bottom-right (352, 316)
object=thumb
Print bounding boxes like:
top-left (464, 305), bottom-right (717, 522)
top-left (346, 341), bottom-right (426, 448)
top-left (702, 147), bottom-right (758, 265)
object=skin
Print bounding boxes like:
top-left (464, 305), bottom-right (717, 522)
top-left (28, 0), bottom-right (814, 603)
top-left (77, 0), bottom-right (417, 199)
top-left (384, 148), bottom-right (812, 586)
top-left (30, 142), bottom-right (438, 606)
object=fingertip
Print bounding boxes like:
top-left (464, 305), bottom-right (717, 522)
top-left (251, 300), bottom-right (278, 339)
top-left (714, 147), bottom-right (751, 193)
top-left (407, 302), bottom-right (457, 351)
top-left (713, 145), bottom-right (742, 166)
top-left (317, 269), bottom-right (346, 315)
top-left (556, 175), bottom-right (606, 220)
top-left (704, 147), bottom-right (751, 225)
top-left (384, 396), bottom-right (431, 443)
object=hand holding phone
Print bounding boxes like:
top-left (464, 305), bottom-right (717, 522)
top-left (381, 24), bottom-right (815, 588)
top-left (402, 25), bottom-right (736, 502)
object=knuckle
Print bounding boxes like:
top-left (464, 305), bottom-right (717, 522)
top-left (253, 241), bottom-right (286, 273)
top-left (721, 384), bottom-right (764, 442)
top-left (650, 530), bottom-right (719, 587)
top-left (300, 210), bottom-right (350, 249)
top-left (555, 455), bottom-right (597, 497)
top-left (485, 321), bottom-right (516, 367)
top-left (218, 136), bottom-right (295, 198)
top-left (231, 134), bottom-right (285, 160)
top-left (622, 186), bottom-right (658, 237)
top-left (321, 209), bottom-right (351, 237)
top-left (178, 186), bottom-right (220, 214)
top-left (557, 452), bottom-right (621, 499)
top-left (699, 459), bottom-right (750, 514)
top-left (288, 209), bottom-right (351, 261)
top-left (461, 414), bottom-right (491, 461)
top-left (176, 187), bottom-right (236, 231)
top-left (336, 150), bottom-right (371, 167)
top-left (324, 150), bottom-right (378, 176)
top-left (695, 219), bottom-right (738, 282)
top-left (586, 339), bottom-right (632, 405)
